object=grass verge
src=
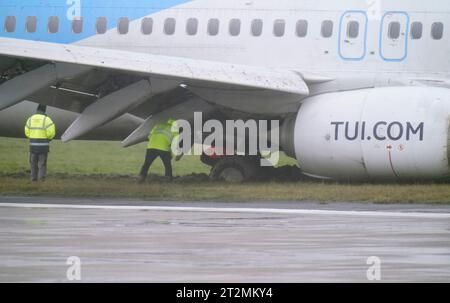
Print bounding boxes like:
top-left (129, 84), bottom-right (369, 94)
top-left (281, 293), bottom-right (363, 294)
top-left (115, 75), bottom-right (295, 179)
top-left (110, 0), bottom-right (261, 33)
top-left (1, 138), bottom-right (449, 204)
top-left (1, 174), bottom-right (450, 204)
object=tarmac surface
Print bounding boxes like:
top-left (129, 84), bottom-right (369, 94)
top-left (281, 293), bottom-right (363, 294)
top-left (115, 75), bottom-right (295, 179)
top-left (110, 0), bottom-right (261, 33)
top-left (0, 196), bottom-right (450, 282)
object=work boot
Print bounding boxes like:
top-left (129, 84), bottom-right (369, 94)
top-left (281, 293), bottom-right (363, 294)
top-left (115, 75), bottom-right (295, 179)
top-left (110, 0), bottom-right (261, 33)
top-left (163, 176), bottom-right (173, 182)
top-left (138, 175), bottom-right (146, 184)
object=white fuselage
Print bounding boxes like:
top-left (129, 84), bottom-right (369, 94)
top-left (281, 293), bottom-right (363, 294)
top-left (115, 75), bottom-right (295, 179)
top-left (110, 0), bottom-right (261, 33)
top-left (76, 0), bottom-right (450, 84)
top-left (1, 0), bottom-right (449, 83)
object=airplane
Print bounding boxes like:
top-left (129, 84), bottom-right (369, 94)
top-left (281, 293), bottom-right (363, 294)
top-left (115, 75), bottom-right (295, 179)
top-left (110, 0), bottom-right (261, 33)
top-left (0, 0), bottom-right (449, 181)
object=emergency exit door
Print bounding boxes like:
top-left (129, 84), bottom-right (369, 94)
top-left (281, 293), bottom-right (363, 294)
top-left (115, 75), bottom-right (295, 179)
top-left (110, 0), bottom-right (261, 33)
top-left (339, 11), bottom-right (368, 60)
top-left (380, 12), bottom-right (410, 61)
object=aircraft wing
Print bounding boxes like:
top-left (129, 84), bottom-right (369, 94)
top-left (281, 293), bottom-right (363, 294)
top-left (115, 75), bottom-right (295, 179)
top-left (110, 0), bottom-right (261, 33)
top-left (0, 38), bottom-right (308, 95)
top-left (0, 37), bottom-right (309, 144)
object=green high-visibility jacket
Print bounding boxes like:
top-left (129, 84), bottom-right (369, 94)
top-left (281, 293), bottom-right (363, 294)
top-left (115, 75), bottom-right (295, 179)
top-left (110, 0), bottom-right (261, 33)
top-left (25, 114), bottom-right (56, 153)
top-left (148, 122), bottom-right (178, 152)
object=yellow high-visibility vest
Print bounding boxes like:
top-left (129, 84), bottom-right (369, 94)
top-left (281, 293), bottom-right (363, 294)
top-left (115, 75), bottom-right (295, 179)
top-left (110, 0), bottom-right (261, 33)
top-left (25, 114), bottom-right (56, 142)
top-left (147, 122), bottom-right (178, 152)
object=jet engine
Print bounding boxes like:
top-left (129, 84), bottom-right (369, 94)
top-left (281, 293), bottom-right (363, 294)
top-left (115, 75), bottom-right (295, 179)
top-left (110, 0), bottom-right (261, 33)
top-left (285, 87), bottom-right (450, 180)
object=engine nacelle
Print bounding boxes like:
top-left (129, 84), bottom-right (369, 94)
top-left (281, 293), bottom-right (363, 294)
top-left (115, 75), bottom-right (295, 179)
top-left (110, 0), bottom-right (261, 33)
top-left (293, 87), bottom-right (450, 180)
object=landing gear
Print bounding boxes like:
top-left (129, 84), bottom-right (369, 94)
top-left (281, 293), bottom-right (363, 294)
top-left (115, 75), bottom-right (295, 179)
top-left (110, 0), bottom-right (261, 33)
top-left (200, 149), bottom-right (262, 182)
top-left (209, 155), bottom-right (261, 182)
top-left (201, 152), bottom-right (304, 182)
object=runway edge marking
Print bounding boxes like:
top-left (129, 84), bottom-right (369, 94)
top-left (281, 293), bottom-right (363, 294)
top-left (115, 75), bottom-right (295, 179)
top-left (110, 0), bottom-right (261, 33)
top-left (0, 203), bottom-right (450, 219)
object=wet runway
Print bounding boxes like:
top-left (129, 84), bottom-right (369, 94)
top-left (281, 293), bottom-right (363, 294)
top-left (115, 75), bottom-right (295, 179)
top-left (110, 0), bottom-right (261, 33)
top-left (0, 197), bottom-right (449, 282)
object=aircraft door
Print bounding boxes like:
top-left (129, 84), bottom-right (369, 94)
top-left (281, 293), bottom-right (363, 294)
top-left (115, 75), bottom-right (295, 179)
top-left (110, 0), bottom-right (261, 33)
top-left (339, 11), bottom-right (368, 60)
top-left (380, 12), bottom-right (409, 61)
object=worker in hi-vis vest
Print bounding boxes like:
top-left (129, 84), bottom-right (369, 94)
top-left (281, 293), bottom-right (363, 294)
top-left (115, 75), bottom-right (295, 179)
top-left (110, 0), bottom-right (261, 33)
top-left (24, 104), bottom-right (56, 182)
top-left (139, 119), bottom-right (180, 182)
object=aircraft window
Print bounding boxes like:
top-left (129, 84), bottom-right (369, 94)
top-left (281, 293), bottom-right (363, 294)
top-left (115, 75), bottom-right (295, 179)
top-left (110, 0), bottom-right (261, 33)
top-left (48, 16), bottom-right (59, 34)
top-left (296, 20), bottom-right (308, 37)
top-left (72, 18), bottom-right (83, 34)
top-left (251, 19), bottom-right (263, 36)
top-left (96, 17), bottom-right (107, 34)
top-left (4, 16), bottom-right (16, 33)
top-left (347, 21), bottom-right (359, 38)
top-left (118, 17), bottom-right (129, 35)
top-left (186, 18), bottom-right (198, 35)
top-left (229, 19), bottom-right (241, 36)
top-left (207, 18), bottom-right (219, 36)
top-left (410, 22), bottom-right (423, 39)
top-left (388, 21), bottom-right (401, 39)
top-left (164, 18), bottom-right (176, 35)
top-left (141, 18), bottom-right (153, 35)
top-left (321, 20), bottom-right (333, 38)
top-left (273, 19), bottom-right (285, 37)
top-left (431, 22), bottom-right (444, 40)
top-left (26, 16), bottom-right (37, 33)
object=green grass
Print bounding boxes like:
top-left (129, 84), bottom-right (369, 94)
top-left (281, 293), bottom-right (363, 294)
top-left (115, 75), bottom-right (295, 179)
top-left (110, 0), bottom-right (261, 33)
top-left (0, 137), bottom-right (297, 176)
top-left (1, 137), bottom-right (449, 204)
top-left (1, 176), bottom-right (450, 204)
top-left (0, 137), bottom-right (210, 175)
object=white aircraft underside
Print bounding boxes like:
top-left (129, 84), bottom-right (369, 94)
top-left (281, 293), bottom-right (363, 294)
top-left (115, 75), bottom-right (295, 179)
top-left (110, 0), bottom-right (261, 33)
top-left (0, 0), bottom-right (449, 180)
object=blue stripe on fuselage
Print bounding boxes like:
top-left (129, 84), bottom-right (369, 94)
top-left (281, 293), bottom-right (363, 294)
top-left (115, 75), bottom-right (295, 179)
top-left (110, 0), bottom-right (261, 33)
top-left (0, 0), bottom-right (192, 44)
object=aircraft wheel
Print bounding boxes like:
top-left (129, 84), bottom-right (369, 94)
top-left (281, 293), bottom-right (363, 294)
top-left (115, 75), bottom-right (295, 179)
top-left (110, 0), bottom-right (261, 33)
top-left (210, 156), bottom-right (260, 182)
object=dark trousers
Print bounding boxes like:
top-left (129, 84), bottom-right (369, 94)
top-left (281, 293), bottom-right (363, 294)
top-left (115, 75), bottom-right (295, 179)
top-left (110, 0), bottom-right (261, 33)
top-left (139, 149), bottom-right (173, 179)
top-left (30, 152), bottom-right (48, 181)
